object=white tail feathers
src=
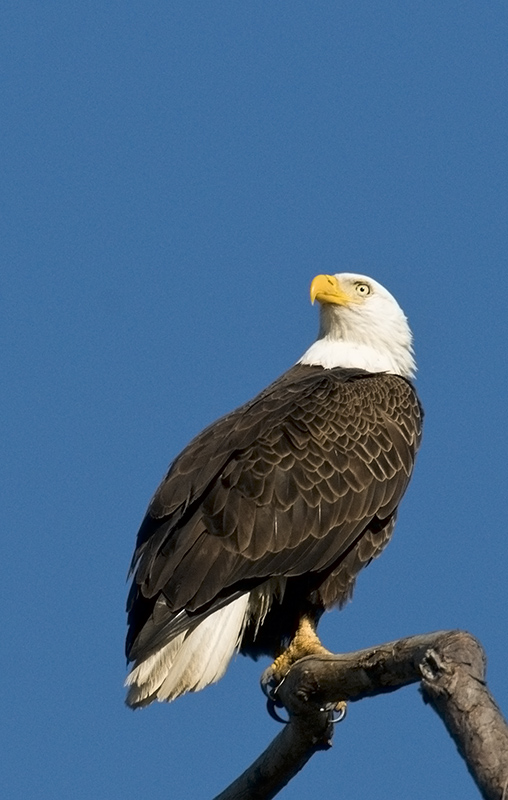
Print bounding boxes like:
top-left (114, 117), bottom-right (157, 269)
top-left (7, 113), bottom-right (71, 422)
top-left (125, 594), bottom-right (250, 707)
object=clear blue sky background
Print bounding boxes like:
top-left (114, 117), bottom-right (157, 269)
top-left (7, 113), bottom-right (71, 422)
top-left (2, 2), bottom-right (507, 798)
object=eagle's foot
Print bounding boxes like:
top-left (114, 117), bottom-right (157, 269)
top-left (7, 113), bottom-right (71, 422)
top-left (260, 615), bottom-right (333, 702)
top-left (262, 678), bottom-right (348, 725)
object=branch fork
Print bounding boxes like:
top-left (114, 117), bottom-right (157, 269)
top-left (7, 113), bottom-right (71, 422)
top-left (213, 630), bottom-right (508, 800)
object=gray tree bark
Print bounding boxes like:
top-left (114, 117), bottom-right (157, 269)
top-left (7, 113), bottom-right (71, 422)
top-left (212, 630), bottom-right (508, 800)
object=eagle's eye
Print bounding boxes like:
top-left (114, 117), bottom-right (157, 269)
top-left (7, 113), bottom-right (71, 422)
top-left (354, 282), bottom-right (371, 296)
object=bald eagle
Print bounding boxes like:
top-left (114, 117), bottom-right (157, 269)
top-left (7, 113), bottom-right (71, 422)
top-left (125, 273), bottom-right (422, 707)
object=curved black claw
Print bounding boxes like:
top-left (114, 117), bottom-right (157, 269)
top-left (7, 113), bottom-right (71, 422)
top-left (260, 670), bottom-right (286, 701)
top-left (321, 700), bottom-right (348, 724)
top-left (266, 697), bottom-right (290, 724)
top-left (262, 671), bottom-right (289, 722)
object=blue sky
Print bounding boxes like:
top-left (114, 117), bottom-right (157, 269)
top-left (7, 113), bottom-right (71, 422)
top-left (2, 2), bottom-right (507, 798)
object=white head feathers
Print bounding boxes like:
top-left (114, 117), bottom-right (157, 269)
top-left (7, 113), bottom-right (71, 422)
top-left (298, 272), bottom-right (416, 379)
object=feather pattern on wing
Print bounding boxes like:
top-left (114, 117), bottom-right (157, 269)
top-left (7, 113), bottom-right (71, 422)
top-left (126, 364), bottom-right (422, 670)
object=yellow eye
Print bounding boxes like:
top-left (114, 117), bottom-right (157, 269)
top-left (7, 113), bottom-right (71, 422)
top-left (355, 282), bottom-right (371, 296)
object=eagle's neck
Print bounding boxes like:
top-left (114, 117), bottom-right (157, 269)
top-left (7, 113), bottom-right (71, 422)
top-left (298, 336), bottom-right (415, 378)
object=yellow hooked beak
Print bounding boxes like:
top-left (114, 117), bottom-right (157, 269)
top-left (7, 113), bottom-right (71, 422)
top-left (310, 274), bottom-right (351, 306)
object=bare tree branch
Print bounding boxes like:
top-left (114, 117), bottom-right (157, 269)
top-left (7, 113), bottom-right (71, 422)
top-left (420, 632), bottom-right (508, 800)
top-left (212, 702), bottom-right (333, 800)
top-left (213, 630), bottom-right (508, 800)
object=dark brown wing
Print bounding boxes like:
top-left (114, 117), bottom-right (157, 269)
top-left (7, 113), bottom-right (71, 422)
top-left (126, 365), bottom-right (422, 663)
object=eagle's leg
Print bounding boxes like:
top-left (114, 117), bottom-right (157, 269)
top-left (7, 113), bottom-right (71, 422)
top-left (261, 614), bottom-right (333, 698)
